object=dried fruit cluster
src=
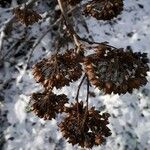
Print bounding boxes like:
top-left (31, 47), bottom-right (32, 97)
top-left (11, 0), bottom-right (149, 148)
top-left (12, 0), bottom-right (124, 27)
top-left (83, 0), bottom-right (124, 20)
top-left (84, 44), bottom-right (149, 94)
top-left (13, 6), bottom-right (42, 26)
top-left (30, 43), bottom-right (149, 148)
top-left (59, 102), bottom-right (111, 148)
top-left (32, 50), bottom-right (83, 89)
top-left (31, 90), bottom-right (68, 120)
top-left (30, 45), bottom-right (115, 148)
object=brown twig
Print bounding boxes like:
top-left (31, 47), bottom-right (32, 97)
top-left (57, 0), bottom-right (81, 49)
top-left (26, 5), bottom-right (78, 66)
top-left (57, 0), bottom-right (117, 52)
top-left (75, 74), bottom-right (86, 124)
top-left (75, 74), bottom-right (86, 103)
top-left (86, 76), bottom-right (90, 110)
top-left (79, 37), bottom-right (117, 49)
top-left (80, 76), bottom-right (90, 129)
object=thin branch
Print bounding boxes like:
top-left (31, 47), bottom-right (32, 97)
top-left (0, 31), bottom-right (5, 63)
top-left (2, 34), bottom-right (26, 60)
top-left (75, 74), bottom-right (86, 102)
top-left (57, 0), bottom-right (81, 48)
top-left (80, 76), bottom-right (90, 130)
top-left (79, 37), bottom-right (117, 49)
top-left (26, 28), bottom-right (52, 65)
top-left (57, 0), bottom-right (117, 52)
top-left (26, 5), bottom-right (78, 66)
top-left (75, 74), bottom-right (86, 125)
top-left (86, 76), bottom-right (90, 111)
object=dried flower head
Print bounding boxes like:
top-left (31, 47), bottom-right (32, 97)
top-left (30, 90), bottom-right (68, 120)
top-left (32, 50), bottom-right (82, 89)
top-left (83, 0), bottom-right (123, 20)
top-left (13, 7), bottom-right (42, 26)
top-left (59, 102), bottom-right (111, 148)
top-left (84, 44), bottom-right (149, 94)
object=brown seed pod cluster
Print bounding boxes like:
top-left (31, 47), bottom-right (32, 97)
top-left (31, 90), bottom-right (68, 120)
top-left (32, 50), bottom-right (83, 89)
top-left (59, 102), bottom-right (111, 148)
top-left (28, 0), bottom-right (150, 148)
top-left (13, 7), bottom-right (42, 26)
top-left (83, 0), bottom-right (123, 20)
top-left (84, 44), bottom-right (149, 94)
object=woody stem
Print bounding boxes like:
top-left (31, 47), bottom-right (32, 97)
top-left (86, 76), bottom-right (90, 111)
top-left (75, 74), bottom-right (86, 124)
top-left (80, 76), bottom-right (89, 129)
top-left (57, 0), bottom-right (81, 48)
top-left (75, 74), bottom-right (86, 103)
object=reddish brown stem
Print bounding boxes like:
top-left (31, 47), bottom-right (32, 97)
top-left (75, 74), bottom-right (86, 124)
top-left (75, 74), bottom-right (86, 102)
top-left (80, 76), bottom-right (90, 129)
top-left (86, 76), bottom-right (90, 111)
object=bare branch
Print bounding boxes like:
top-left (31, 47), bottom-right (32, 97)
top-left (26, 5), bottom-right (78, 66)
top-left (57, 0), bottom-right (81, 48)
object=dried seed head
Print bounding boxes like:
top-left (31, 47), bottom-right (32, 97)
top-left (84, 44), bottom-right (149, 94)
top-left (32, 50), bottom-right (83, 89)
top-left (59, 102), bottom-right (111, 148)
top-left (30, 90), bottom-right (68, 120)
top-left (13, 7), bottom-right (42, 26)
top-left (83, 0), bottom-right (124, 20)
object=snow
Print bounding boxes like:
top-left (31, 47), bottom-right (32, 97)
top-left (0, 0), bottom-right (150, 150)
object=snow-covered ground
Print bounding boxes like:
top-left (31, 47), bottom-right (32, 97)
top-left (0, 0), bottom-right (150, 150)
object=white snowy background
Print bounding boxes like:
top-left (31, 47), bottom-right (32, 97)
top-left (0, 0), bottom-right (150, 150)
